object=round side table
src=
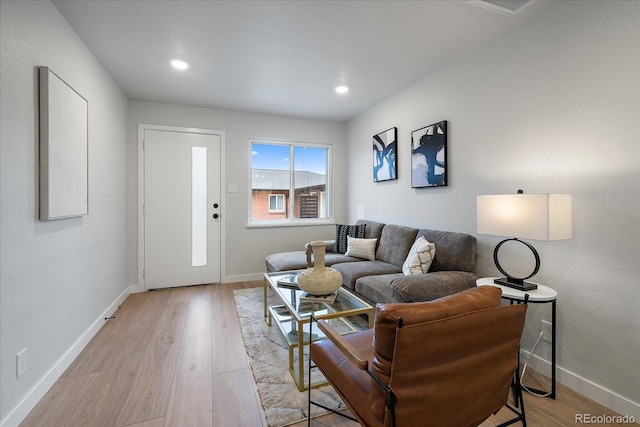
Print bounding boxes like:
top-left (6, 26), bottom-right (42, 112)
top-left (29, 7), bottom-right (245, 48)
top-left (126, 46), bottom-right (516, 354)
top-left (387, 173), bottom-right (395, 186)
top-left (477, 277), bottom-right (557, 399)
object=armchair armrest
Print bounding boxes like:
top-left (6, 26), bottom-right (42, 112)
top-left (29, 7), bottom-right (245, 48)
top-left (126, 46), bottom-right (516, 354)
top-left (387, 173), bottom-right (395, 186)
top-left (315, 318), bottom-right (368, 370)
top-left (310, 316), bottom-right (397, 423)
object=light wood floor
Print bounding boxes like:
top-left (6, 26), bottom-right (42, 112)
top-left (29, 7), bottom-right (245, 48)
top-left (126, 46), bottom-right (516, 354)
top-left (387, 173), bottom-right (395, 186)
top-left (21, 282), bottom-right (635, 427)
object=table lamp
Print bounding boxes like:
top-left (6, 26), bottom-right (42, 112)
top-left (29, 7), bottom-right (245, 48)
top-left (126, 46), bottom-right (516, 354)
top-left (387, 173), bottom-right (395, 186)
top-left (477, 191), bottom-right (572, 291)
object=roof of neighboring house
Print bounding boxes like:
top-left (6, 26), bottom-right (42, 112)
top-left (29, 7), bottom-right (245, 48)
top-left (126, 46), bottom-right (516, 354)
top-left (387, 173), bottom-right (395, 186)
top-left (251, 169), bottom-right (326, 190)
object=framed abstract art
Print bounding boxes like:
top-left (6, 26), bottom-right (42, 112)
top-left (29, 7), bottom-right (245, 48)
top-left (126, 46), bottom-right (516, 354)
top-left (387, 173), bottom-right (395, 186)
top-left (411, 120), bottom-right (447, 188)
top-left (373, 127), bottom-right (397, 182)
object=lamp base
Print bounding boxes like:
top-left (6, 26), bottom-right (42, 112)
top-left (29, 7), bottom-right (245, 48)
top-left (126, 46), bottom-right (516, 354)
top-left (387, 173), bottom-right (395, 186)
top-left (494, 277), bottom-right (538, 291)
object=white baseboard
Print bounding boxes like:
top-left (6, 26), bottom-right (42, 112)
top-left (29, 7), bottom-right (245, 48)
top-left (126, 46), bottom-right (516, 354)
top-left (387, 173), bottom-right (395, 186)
top-left (521, 350), bottom-right (640, 420)
top-left (0, 285), bottom-right (133, 427)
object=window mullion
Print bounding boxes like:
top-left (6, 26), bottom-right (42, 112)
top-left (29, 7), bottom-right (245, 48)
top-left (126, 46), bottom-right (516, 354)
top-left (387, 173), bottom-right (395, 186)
top-left (289, 144), bottom-right (295, 220)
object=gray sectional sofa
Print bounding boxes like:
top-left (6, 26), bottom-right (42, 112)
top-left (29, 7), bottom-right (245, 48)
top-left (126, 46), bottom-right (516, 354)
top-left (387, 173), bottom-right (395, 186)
top-left (264, 219), bottom-right (478, 304)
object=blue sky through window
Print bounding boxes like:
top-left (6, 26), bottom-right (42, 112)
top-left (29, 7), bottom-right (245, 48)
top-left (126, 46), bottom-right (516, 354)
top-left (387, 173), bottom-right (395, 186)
top-left (252, 143), bottom-right (327, 174)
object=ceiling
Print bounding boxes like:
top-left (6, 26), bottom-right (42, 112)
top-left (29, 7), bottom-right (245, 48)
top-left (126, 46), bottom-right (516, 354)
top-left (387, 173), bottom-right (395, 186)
top-left (53, 0), bottom-right (547, 122)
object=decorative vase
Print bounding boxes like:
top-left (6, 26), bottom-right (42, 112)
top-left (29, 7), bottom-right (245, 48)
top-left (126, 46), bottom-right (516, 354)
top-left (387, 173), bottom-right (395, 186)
top-left (297, 241), bottom-right (343, 295)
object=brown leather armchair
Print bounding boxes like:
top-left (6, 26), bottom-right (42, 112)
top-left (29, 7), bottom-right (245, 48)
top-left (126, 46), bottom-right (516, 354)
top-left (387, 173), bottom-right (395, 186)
top-left (308, 286), bottom-right (528, 427)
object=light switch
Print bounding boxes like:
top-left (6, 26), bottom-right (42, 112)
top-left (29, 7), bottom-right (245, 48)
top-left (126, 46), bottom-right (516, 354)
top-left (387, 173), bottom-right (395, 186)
top-left (228, 182), bottom-right (238, 193)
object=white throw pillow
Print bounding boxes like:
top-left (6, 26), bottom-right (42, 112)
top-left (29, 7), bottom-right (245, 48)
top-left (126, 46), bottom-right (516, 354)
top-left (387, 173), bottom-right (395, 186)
top-left (345, 236), bottom-right (377, 261)
top-left (402, 236), bottom-right (436, 275)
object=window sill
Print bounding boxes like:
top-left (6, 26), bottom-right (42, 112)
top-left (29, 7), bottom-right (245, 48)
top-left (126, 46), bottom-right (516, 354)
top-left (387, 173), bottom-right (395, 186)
top-left (246, 219), bottom-right (334, 229)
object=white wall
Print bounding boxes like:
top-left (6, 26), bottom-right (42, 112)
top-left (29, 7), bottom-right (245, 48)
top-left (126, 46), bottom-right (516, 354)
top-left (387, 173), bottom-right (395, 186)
top-left (347, 0), bottom-right (639, 417)
top-left (0, 1), bottom-right (129, 425)
top-left (127, 101), bottom-right (347, 288)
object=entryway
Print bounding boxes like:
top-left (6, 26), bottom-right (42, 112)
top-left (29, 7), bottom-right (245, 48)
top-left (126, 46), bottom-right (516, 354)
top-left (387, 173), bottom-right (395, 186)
top-left (138, 124), bottom-right (225, 289)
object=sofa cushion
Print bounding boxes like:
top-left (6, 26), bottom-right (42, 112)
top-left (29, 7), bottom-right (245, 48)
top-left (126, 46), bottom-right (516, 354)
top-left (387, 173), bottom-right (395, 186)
top-left (265, 250), bottom-right (362, 272)
top-left (391, 271), bottom-right (478, 302)
top-left (376, 225), bottom-right (418, 268)
top-left (416, 229), bottom-right (476, 272)
top-left (265, 251), bottom-right (309, 272)
top-left (332, 260), bottom-right (402, 290)
top-left (335, 223), bottom-right (366, 254)
top-left (402, 236), bottom-right (436, 275)
top-left (345, 236), bottom-right (377, 260)
top-left (356, 219), bottom-right (385, 241)
top-left (323, 253), bottom-right (363, 267)
top-left (354, 274), bottom-right (407, 304)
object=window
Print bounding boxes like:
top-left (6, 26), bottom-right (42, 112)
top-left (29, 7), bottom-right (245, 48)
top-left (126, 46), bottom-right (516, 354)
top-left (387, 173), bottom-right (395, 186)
top-left (251, 140), bottom-right (331, 224)
top-left (268, 194), bottom-right (285, 213)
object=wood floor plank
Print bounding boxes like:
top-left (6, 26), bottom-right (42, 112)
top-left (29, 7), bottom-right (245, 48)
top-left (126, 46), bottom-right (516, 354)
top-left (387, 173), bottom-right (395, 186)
top-left (167, 286), bottom-right (192, 304)
top-left (129, 289), bottom-right (172, 333)
top-left (210, 287), bottom-right (250, 374)
top-left (126, 417), bottom-right (165, 427)
top-left (57, 291), bottom-right (172, 427)
top-left (61, 292), bottom-right (157, 379)
top-left (188, 283), bottom-right (213, 312)
top-left (164, 303), bottom-right (214, 426)
top-left (212, 368), bottom-right (266, 427)
top-left (59, 331), bottom-right (155, 426)
top-left (20, 373), bottom-right (99, 427)
top-left (115, 302), bottom-right (189, 426)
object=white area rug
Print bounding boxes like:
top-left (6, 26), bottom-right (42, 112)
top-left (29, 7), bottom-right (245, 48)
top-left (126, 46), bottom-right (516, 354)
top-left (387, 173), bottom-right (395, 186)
top-left (233, 287), bottom-right (352, 427)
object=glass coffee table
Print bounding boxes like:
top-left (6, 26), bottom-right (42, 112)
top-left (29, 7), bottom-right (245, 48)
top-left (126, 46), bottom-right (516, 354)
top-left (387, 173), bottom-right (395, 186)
top-left (263, 270), bottom-right (374, 391)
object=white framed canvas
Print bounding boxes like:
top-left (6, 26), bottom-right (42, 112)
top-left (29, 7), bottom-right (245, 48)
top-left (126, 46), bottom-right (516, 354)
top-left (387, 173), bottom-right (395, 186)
top-left (39, 66), bottom-right (88, 220)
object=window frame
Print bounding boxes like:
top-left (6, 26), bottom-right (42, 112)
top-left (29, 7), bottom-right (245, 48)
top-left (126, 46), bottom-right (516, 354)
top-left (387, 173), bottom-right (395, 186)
top-left (248, 138), bottom-right (333, 227)
top-left (268, 193), bottom-right (285, 213)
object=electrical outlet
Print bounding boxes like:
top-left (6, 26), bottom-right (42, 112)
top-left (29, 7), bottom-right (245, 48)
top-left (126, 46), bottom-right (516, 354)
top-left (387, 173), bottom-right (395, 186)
top-left (16, 348), bottom-right (27, 378)
top-left (541, 320), bottom-right (552, 342)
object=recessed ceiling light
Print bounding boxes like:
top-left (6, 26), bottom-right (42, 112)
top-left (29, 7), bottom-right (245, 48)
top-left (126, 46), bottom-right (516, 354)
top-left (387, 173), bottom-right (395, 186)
top-left (335, 85), bottom-right (349, 94)
top-left (171, 59), bottom-right (189, 70)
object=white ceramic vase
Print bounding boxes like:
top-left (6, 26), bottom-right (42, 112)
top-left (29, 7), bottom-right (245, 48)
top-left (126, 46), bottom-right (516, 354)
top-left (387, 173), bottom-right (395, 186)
top-left (297, 241), bottom-right (342, 295)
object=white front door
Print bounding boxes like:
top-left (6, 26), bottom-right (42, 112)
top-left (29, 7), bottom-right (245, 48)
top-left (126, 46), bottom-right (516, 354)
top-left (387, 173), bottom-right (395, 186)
top-left (142, 127), bottom-right (222, 289)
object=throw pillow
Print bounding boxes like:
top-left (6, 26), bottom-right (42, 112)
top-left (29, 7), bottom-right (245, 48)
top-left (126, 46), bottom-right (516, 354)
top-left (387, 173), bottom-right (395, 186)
top-left (334, 223), bottom-right (366, 254)
top-left (345, 236), bottom-right (377, 261)
top-left (402, 236), bottom-right (436, 275)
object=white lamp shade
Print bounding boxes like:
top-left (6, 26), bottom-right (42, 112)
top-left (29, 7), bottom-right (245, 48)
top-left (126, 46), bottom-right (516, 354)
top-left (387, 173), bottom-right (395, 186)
top-left (477, 194), bottom-right (572, 241)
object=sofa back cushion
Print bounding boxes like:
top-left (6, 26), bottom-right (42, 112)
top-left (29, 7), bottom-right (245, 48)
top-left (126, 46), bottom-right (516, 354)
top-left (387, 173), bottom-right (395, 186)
top-left (375, 224), bottom-right (418, 268)
top-left (355, 219), bottom-right (385, 240)
top-left (416, 229), bottom-right (476, 272)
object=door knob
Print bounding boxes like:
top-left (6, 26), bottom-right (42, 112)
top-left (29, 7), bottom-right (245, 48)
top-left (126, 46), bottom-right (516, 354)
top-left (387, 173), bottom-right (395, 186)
top-left (213, 213), bottom-right (219, 219)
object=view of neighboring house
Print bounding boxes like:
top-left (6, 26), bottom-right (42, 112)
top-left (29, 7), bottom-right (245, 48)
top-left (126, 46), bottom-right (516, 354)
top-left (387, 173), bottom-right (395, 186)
top-left (251, 169), bottom-right (327, 220)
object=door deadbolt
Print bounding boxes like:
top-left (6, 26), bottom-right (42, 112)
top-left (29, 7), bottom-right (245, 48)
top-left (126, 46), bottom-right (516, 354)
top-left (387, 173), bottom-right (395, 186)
top-left (213, 203), bottom-right (219, 208)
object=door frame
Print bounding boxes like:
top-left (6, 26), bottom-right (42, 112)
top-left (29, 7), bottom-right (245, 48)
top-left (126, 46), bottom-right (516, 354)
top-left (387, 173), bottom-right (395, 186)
top-left (137, 123), bottom-right (226, 291)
